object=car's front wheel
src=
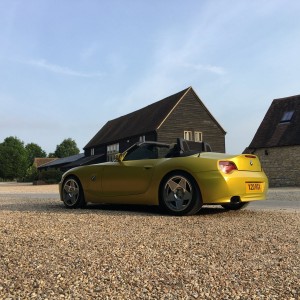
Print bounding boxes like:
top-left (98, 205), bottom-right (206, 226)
top-left (62, 177), bottom-right (85, 208)
top-left (159, 172), bottom-right (202, 216)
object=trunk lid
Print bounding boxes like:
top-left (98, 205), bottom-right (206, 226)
top-left (199, 153), bottom-right (262, 172)
top-left (231, 154), bottom-right (262, 172)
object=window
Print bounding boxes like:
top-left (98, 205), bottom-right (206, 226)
top-left (90, 148), bottom-right (95, 156)
top-left (184, 131), bottom-right (193, 141)
top-left (139, 135), bottom-right (146, 142)
top-left (107, 143), bottom-right (119, 161)
top-left (194, 131), bottom-right (203, 142)
top-left (280, 111), bottom-right (294, 123)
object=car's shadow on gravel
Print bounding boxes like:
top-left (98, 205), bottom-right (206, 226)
top-left (0, 196), bottom-right (230, 216)
top-left (85, 203), bottom-right (229, 216)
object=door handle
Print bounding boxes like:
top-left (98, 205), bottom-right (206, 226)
top-left (144, 165), bottom-right (153, 170)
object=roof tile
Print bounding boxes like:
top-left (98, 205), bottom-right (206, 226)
top-left (249, 95), bottom-right (300, 148)
top-left (84, 87), bottom-right (190, 149)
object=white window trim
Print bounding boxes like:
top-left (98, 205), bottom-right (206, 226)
top-left (184, 131), bottom-right (193, 141)
top-left (194, 131), bottom-right (203, 142)
top-left (91, 148), bottom-right (95, 156)
top-left (107, 143), bottom-right (120, 161)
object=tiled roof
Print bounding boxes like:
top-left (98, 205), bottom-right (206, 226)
top-left (63, 154), bottom-right (105, 169)
top-left (33, 157), bottom-right (58, 168)
top-left (84, 87), bottom-right (191, 149)
top-left (38, 153), bottom-right (85, 169)
top-left (248, 95), bottom-right (300, 148)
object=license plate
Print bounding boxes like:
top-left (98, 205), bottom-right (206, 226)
top-left (246, 183), bottom-right (263, 193)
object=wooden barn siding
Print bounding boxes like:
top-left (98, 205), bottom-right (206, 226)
top-left (85, 132), bottom-right (157, 158)
top-left (157, 90), bottom-right (225, 152)
top-left (84, 148), bottom-right (92, 156)
top-left (84, 145), bottom-right (106, 157)
top-left (118, 132), bottom-right (157, 151)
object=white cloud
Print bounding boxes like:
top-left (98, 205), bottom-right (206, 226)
top-left (181, 63), bottom-right (226, 75)
top-left (21, 58), bottom-right (104, 78)
top-left (114, 21), bottom-right (227, 114)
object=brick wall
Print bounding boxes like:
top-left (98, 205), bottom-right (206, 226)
top-left (253, 146), bottom-right (300, 187)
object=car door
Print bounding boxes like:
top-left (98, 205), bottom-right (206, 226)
top-left (101, 143), bottom-right (169, 196)
top-left (101, 159), bottom-right (156, 196)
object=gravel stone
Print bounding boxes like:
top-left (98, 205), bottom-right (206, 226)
top-left (0, 184), bottom-right (299, 299)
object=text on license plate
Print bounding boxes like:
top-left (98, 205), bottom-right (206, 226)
top-left (246, 183), bottom-right (263, 193)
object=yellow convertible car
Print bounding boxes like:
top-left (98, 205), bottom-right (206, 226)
top-left (59, 138), bottom-right (268, 215)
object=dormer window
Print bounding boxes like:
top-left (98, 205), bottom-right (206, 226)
top-left (280, 111), bottom-right (294, 123)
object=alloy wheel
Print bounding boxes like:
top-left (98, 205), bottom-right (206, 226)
top-left (163, 175), bottom-right (193, 212)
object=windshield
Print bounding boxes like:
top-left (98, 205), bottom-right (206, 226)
top-left (123, 143), bottom-right (170, 161)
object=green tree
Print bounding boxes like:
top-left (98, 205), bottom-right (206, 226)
top-left (0, 136), bottom-right (28, 180)
top-left (38, 169), bottom-right (63, 184)
top-left (25, 143), bottom-right (47, 166)
top-left (24, 165), bottom-right (39, 182)
top-left (54, 138), bottom-right (80, 158)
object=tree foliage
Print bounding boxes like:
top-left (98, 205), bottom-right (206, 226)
top-left (0, 137), bottom-right (28, 180)
top-left (0, 136), bottom-right (79, 181)
top-left (54, 138), bottom-right (80, 158)
top-left (25, 143), bottom-right (47, 166)
top-left (23, 165), bottom-right (39, 182)
top-left (38, 169), bottom-right (63, 184)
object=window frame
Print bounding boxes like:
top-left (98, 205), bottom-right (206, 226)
top-left (184, 131), bottom-right (193, 141)
top-left (194, 131), bottom-right (203, 142)
top-left (280, 111), bottom-right (294, 123)
top-left (107, 143), bottom-right (120, 161)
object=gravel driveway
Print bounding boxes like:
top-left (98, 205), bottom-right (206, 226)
top-left (0, 184), bottom-right (299, 299)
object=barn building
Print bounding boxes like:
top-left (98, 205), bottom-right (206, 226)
top-left (245, 94), bottom-right (300, 187)
top-left (39, 87), bottom-right (226, 171)
top-left (84, 87), bottom-right (226, 162)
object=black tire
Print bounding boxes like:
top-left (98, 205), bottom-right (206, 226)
top-left (221, 202), bottom-right (249, 210)
top-left (62, 176), bottom-right (86, 209)
top-left (159, 172), bottom-right (202, 216)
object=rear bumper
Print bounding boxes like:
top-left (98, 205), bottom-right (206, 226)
top-left (193, 170), bottom-right (268, 204)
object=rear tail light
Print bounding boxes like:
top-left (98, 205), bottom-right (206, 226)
top-left (219, 161), bottom-right (238, 174)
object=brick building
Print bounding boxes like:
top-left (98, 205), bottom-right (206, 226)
top-left (245, 95), bottom-right (300, 187)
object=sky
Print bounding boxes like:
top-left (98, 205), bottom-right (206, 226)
top-left (0, 0), bottom-right (299, 154)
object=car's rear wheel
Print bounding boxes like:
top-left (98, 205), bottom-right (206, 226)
top-left (159, 172), bottom-right (202, 216)
top-left (62, 176), bottom-right (85, 208)
top-left (221, 202), bottom-right (249, 210)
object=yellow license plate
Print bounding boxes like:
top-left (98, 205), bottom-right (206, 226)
top-left (246, 182), bottom-right (263, 193)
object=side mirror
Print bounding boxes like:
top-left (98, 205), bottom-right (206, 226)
top-left (115, 153), bottom-right (125, 162)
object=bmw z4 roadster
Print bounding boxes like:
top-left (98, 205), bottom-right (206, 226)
top-left (59, 138), bottom-right (268, 216)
